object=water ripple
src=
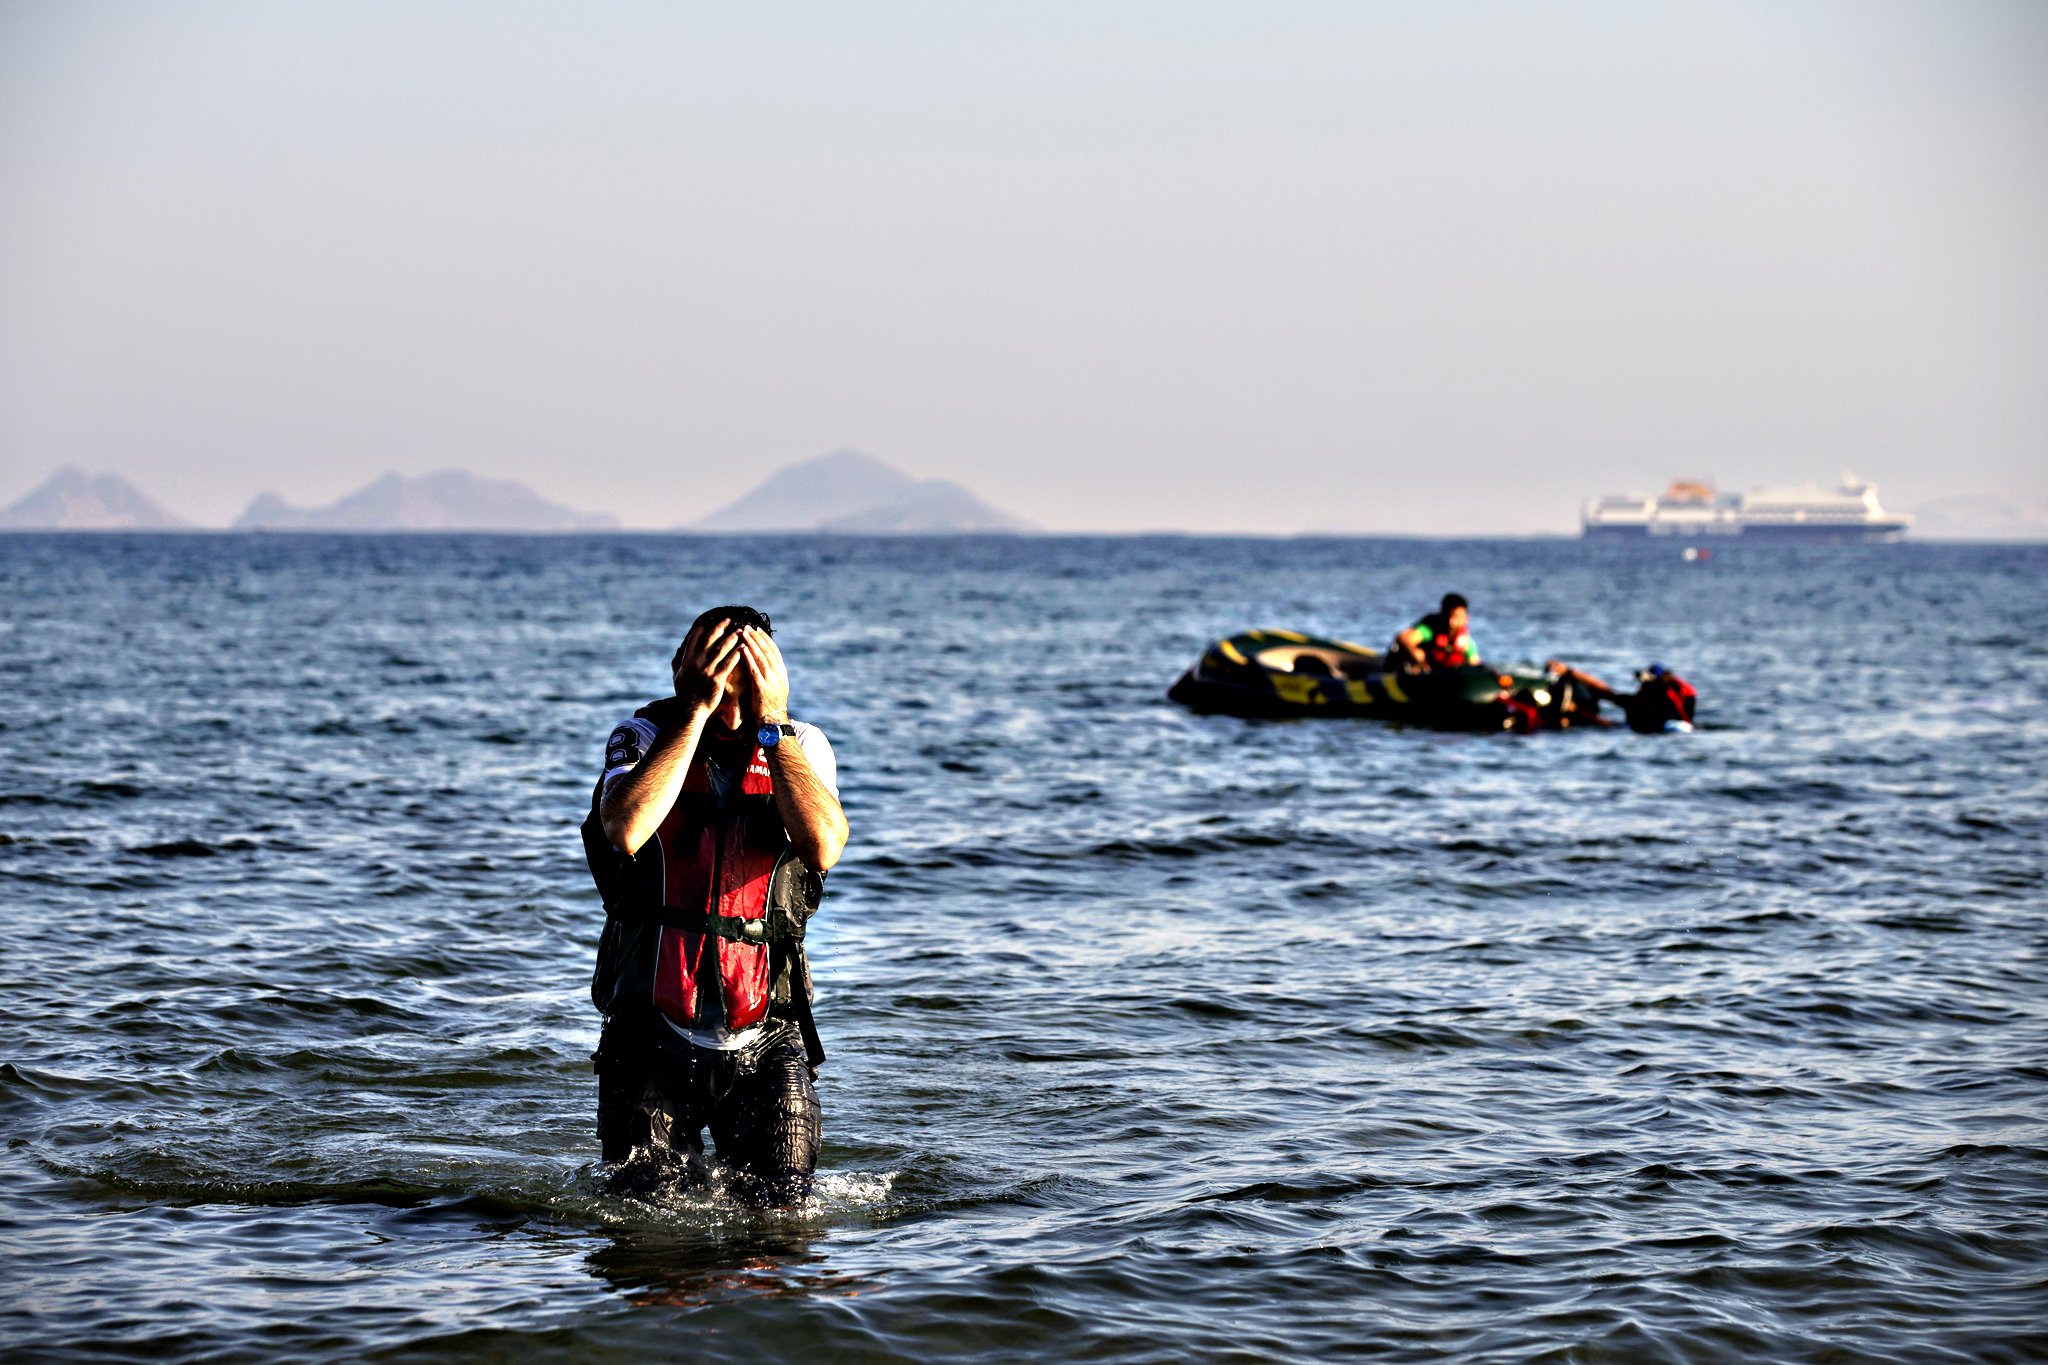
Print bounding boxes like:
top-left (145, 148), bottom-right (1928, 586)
top-left (1, 534), bottom-right (2044, 1361)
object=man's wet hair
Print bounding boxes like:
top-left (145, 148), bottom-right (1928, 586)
top-left (676, 604), bottom-right (772, 666)
top-left (1441, 593), bottom-right (1469, 615)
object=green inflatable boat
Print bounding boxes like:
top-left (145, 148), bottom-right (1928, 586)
top-left (1166, 629), bottom-right (1560, 730)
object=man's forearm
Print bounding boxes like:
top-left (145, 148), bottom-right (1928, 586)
top-left (765, 743), bottom-right (848, 873)
top-left (600, 706), bottom-right (711, 854)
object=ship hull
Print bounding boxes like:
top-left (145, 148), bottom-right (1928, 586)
top-left (1582, 477), bottom-right (1910, 542)
top-left (1583, 522), bottom-right (1908, 542)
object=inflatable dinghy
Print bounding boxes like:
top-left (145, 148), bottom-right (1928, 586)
top-left (1166, 629), bottom-right (1596, 731)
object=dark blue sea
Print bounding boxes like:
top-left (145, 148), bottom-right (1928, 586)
top-left (1, 533), bottom-right (2043, 1362)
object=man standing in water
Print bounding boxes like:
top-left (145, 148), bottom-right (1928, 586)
top-left (584, 606), bottom-right (847, 1206)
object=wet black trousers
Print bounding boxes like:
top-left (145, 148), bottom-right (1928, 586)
top-left (596, 1020), bottom-right (821, 1207)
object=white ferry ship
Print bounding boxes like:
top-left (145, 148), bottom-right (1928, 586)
top-left (1582, 476), bottom-right (1911, 542)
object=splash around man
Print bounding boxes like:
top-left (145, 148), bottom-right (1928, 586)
top-left (581, 605), bottom-right (848, 1206)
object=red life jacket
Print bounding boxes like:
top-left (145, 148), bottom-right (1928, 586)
top-left (1412, 613), bottom-right (1476, 669)
top-left (1664, 674), bottom-right (1697, 723)
top-left (1429, 631), bottom-right (1475, 669)
top-left (1625, 673), bottom-right (1698, 732)
top-left (648, 742), bottom-right (787, 1032)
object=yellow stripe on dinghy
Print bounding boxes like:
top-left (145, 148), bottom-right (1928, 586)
top-left (1272, 673), bottom-right (1324, 705)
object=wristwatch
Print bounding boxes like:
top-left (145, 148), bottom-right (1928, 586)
top-left (756, 720), bottom-right (798, 748)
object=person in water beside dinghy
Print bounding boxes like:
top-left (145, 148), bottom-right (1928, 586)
top-left (1543, 660), bottom-right (1697, 732)
top-left (582, 606), bottom-right (847, 1206)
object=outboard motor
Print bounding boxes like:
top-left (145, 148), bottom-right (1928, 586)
top-left (1624, 664), bottom-right (1696, 733)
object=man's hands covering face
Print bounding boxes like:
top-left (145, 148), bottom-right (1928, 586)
top-left (672, 618), bottom-right (745, 709)
top-left (739, 627), bottom-right (790, 723)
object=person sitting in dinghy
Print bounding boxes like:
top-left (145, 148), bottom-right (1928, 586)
top-left (1392, 594), bottom-right (1480, 674)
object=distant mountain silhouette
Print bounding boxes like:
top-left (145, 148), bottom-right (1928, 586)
top-left (0, 467), bottom-right (191, 529)
top-left (232, 470), bottom-right (616, 531)
top-left (690, 450), bottom-right (1032, 532)
top-left (818, 479), bottom-right (1035, 532)
top-left (1906, 493), bottom-right (2048, 541)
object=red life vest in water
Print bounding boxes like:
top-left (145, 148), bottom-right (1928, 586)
top-left (1664, 674), bottom-right (1697, 723)
top-left (1625, 673), bottom-right (1698, 732)
top-left (648, 742), bottom-right (787, 1032)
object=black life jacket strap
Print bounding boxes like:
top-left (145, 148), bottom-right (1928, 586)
top-left (779, 939), bottom-right (826, 1072)
top-left (605, 902), bottom-right (788, 944)
top-left (598, 904), bottom-right (825, 1070)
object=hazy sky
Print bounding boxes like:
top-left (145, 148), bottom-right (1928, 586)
top-left (2, 1), bottom-right (2043, 532)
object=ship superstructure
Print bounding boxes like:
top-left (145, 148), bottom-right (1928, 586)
top-left (1582, 476), bottom-right (1910, 541)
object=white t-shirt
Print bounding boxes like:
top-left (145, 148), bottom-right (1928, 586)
top-left (600, 714), bottom-right (837, 1051)
top-left (601, 717), bottom-right (838, 802)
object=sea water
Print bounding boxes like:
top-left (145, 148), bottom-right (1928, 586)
top-left (1, 533), bottom-right (2043, 1361)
